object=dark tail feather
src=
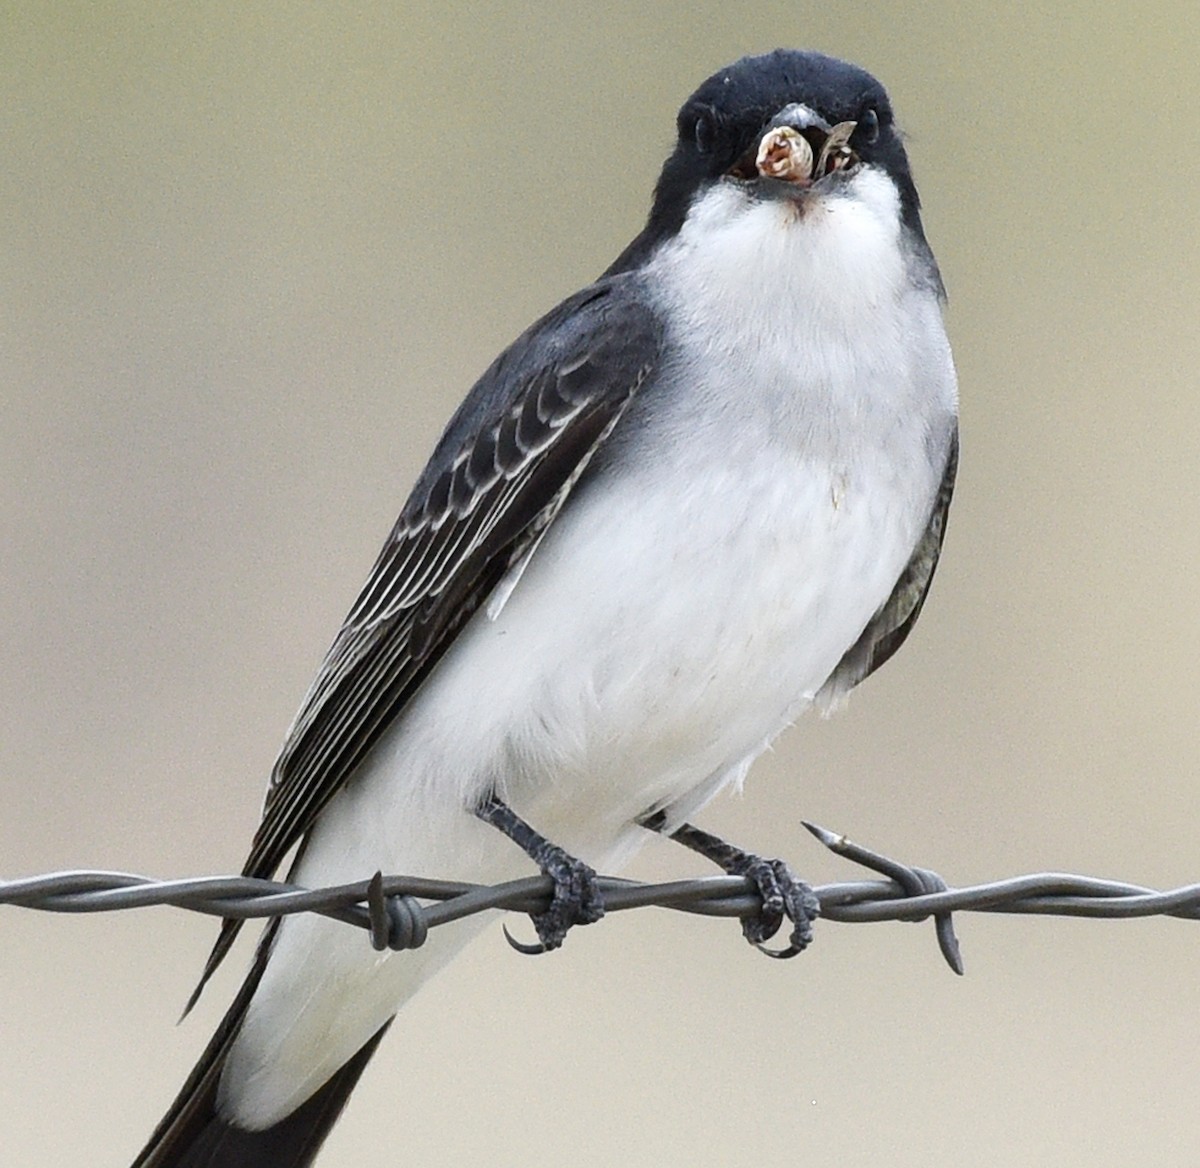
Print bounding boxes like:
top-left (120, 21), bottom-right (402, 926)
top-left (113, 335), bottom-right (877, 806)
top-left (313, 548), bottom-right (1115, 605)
top-left (134, 919), bottom-right (392, 1167)
top-left (182, 916), bottom-right (245, 1018)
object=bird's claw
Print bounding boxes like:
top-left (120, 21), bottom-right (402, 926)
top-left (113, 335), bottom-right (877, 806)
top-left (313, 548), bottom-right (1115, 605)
top-left (502, 922), bottom-right (549, 955)
top-left (732, 855), bottom-right (819, 958)
top-left (513, 845), bottom-right (605, 954)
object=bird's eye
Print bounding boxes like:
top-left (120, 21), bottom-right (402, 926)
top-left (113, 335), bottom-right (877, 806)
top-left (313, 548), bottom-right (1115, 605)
top-left (855, 107), bottom-right (880, 146)
top-left (693, 111), bottom-right (715, 154)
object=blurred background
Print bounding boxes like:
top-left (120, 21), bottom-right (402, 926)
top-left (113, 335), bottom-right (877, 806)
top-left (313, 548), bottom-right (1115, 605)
top-left (3, 4), bottom-right (1198, 1165)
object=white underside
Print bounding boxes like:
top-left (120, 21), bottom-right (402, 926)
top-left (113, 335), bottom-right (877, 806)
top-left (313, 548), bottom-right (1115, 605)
top-left (221, 167), bottom-right (958, 1128)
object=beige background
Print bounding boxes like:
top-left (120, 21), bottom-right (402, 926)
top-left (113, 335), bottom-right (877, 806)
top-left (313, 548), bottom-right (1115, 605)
top-left (3, 4), bottom-right (1199, 1166)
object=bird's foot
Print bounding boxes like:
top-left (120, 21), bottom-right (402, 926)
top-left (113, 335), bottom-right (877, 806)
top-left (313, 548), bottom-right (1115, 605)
top-left (650, 819), bottom-right (819, 959)
top-left (476, 792), bottom-right (605, 954)
top-left (519, 839), bottom-right (605, 953)
top-left (726, 853), bottom-right (819, 958)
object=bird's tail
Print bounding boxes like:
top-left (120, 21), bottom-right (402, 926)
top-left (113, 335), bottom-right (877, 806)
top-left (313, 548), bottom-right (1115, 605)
top-left (131, 921), bottom-right (391, 1168)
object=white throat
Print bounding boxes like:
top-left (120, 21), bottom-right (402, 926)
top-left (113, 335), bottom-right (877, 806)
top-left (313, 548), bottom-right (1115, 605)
top-left (650, 168), bottom-right (913, 336)
top-left (643, 166), bottom-right (955, 461)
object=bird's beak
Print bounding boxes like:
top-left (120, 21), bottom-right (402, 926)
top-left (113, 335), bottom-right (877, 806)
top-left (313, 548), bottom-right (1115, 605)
top-left (728, 104), bottom-right (858, 186)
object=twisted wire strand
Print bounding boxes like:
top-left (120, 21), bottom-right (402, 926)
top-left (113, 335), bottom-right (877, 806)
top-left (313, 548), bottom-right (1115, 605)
top-left (4, 822), bottom-right (1196, 974)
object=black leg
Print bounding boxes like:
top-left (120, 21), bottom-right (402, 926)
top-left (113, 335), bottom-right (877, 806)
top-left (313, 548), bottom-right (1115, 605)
top-left (476, 793), bottom-right (605, 952)
top-left (641, 812), bottom-right (819, 957)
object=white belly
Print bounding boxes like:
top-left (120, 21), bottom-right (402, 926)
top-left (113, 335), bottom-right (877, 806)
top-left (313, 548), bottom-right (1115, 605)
top-left (455, 426), bottom-right (934, 844)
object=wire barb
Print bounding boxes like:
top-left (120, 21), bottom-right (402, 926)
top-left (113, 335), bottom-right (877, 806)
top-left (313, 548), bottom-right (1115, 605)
top-left (367, 871), bottom-right (429, 952)
top-left (802, 821), bottom-right (963, 973)
top-left (5, 825), bottom-right (1199, 973)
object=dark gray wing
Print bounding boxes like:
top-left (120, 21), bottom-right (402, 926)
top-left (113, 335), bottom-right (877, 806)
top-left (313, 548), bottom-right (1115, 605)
top-left (818, 427), bottom-right (958, 704)
top-left (192, 275), bottom-right (662, 1001)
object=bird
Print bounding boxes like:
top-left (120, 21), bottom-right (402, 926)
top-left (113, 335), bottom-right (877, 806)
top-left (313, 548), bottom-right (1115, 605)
top-left (133, 48), bottom-right (958, 1167)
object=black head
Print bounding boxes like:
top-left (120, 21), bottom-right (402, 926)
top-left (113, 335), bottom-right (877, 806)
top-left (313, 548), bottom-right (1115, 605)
top-left (606, 50), bottom-right (927, 276)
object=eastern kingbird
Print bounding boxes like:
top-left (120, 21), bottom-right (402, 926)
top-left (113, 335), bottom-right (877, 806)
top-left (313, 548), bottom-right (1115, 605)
top-left (135, 49), bottom-right (958, 1167)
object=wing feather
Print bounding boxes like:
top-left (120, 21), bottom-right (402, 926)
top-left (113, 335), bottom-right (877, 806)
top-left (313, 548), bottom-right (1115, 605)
top-left (817, 426), bottom-right (958, 709)
top-left (190, 276), bottom-right (661, 1002)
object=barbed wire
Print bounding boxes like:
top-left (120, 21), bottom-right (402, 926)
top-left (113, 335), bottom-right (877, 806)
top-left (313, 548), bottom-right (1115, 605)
top-left (5, 822), bottom-right (1199, 975)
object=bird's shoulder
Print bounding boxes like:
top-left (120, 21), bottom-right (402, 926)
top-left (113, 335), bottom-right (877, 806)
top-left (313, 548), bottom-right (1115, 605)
top-left (399, 271), bottom-right (666, 533)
